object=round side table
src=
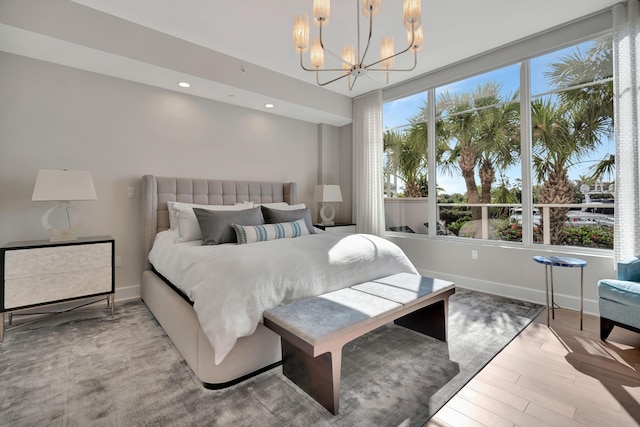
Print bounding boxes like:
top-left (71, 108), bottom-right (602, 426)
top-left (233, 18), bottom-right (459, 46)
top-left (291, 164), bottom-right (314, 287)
top-left (533, 255), bottom-right (587, 330)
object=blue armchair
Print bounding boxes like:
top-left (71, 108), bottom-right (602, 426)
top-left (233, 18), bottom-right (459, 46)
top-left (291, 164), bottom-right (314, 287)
top-left (597, 256), bottom-right (640, 340)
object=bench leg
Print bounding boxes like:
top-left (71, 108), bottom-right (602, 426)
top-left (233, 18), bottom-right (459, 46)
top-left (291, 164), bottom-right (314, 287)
top-left (281, 339), bottom-right (342, 415)
top-left (394, 298), bottom-right (448, 342)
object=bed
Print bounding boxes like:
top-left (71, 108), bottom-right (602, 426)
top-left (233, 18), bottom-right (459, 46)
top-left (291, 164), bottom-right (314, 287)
top-left (141, 175), bottom-right (418, 388)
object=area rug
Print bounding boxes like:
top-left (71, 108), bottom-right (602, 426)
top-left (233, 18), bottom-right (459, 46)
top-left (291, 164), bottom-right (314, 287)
top-left (0, 289), bottom-right (542, 427)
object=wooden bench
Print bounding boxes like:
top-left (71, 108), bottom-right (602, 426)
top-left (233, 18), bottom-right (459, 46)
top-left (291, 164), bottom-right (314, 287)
top-left (263, 273), bottom-right (455, 414)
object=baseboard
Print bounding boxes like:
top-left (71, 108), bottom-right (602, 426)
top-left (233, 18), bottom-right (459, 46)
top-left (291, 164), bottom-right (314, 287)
top-left (115, 284), bottom-right (140, 303)
top-left (417, 268), bottom-right (599, 316)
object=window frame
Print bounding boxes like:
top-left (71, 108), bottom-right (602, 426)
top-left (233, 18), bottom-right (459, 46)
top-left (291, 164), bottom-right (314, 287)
top-left (382, 11), bottom-right (614, 255)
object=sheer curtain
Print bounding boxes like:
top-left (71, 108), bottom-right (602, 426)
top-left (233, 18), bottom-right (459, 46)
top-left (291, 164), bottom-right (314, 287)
top-left (614, 0), bottom-right (640, 263)
top-left (352, 90), bottom-right (385, 236)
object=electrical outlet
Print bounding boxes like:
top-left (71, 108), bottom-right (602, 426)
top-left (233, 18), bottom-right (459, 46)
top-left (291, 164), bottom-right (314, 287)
top-left (127, 187), bottom-right (136, 198)
top-left (471, 250), bottom-right (478, 260)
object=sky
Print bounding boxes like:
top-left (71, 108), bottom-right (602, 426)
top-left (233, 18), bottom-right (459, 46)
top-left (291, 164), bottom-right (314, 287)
top-left (383, 39), bottom-right (615, 196)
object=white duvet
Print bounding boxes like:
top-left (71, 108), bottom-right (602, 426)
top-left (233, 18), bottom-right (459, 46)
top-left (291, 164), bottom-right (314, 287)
top-left (148, 229), bottom-right (418, 364)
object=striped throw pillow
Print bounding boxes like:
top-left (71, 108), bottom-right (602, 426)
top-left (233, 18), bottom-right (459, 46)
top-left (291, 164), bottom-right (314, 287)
top-left (232, 219), bottom-right (309, 244)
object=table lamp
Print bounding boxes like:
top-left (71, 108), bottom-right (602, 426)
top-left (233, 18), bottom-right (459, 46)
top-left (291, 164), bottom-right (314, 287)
top-left (314, 184), bottom-right (343, 226)
top-left (32, 169), bottom-right (97, 241)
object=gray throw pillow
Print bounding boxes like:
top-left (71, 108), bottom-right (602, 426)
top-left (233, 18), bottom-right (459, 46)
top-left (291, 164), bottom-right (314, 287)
top-left (194, 207), bottom-right (264, 245)
top-left (260, 206), bottom-right (316, 234)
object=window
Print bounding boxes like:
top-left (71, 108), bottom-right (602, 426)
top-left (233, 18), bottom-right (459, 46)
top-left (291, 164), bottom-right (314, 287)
top-left (435, 65), bottom-right (521, 240)
top-left (383, 92), bottom-right (429, 234)
top-left (530, 37), bottom-right (614, 249)
top-left (383, 35), bottom-right (614, 250)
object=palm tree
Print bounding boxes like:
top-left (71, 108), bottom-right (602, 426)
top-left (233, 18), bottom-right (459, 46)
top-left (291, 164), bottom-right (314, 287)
top-left (531, 95), bottom-right (609, 244)
top-left (383, 129), bottom-right (427, 197)
top-left (531, 99), bottom-right (576, 244)
top-left (547, 40), bottom-right (614, 185)
top-left (545, 38), bottom-right (613, 125)
top-left (589, 153), bottom-right (615, 182)
top-left (491, 176), bottom-right (521, 218)
top-left (436, 82), bottom-right (520, 234)
top-left (532, 39), bottom-right (614, 245)
top-left (474, 88), bottom-right (520, 206)
top-left (435, 90), bottom-right (481, 228)
top-left (437, 90), bottom-right (479, 201)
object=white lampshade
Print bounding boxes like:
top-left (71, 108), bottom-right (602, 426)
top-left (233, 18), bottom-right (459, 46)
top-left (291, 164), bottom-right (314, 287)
top-left (32, 169), bottom-right (97, 201)
top-left (362, 0), bottom-right (381, 17)
top-left (380, 36), bottom-right (395, 69)
top-left (403, 0), bottom-right (422, 30)
top-left (293, 13), bottom-right (310, 52)
top-left (342, 45), bottom-right (355, 71)
top-left (314, 184), bottom-right (343, 203)
top-left (313, 0), bottom-right (330, 23)
top-left (407, 26), bottom-right (424, 50)
top-left (310, 38), bottom-right (325, 69)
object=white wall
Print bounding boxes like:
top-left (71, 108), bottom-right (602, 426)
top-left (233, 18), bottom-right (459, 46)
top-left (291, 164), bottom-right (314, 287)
top-left (338, 124), bottom-right (353, 225)
top-left (0, 52), bottom-right (327, 300)
top-left (387, 234), bottom-right (614, 315)
top-left (316, 123), bottom-right (354, 225)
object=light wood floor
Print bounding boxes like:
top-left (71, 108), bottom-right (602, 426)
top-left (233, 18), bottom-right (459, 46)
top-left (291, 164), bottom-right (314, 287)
top-left (428, 307), bottom-right (640, 426)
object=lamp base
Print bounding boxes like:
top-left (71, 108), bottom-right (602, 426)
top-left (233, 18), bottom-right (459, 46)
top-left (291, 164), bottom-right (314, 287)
top-left (49, 231), bottom-right (78, 242)
top-left (319, 203), bottom-right (336, 226)
top-left (42, 202), bottom-right (82, 242)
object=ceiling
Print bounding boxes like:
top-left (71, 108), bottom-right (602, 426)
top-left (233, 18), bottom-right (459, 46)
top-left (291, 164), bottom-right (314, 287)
top-left (0, 0), bottom-right (620, 126)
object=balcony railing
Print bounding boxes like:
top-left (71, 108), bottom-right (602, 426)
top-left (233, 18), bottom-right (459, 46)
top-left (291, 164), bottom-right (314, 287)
top-left (385, 198), bottom-right (614, 249)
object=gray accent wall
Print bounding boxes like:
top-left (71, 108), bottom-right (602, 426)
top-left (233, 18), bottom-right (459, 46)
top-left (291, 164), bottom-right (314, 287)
top-left (0, 52), bottom-right (350, 299)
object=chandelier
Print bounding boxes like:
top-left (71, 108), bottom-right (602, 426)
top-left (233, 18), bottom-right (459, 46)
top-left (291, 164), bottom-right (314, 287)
top-left (293, 0), bottom-right (423, 91)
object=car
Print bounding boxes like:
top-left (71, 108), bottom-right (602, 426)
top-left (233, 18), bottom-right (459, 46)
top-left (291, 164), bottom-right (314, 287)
top-left (509, 207), bottom-right (541, 225)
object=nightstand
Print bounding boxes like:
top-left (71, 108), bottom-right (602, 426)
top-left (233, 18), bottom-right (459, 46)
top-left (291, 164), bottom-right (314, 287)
top-left (315, 223), bottom-right (356, 233)
top-left (1, 236), bottom-right (115, 342)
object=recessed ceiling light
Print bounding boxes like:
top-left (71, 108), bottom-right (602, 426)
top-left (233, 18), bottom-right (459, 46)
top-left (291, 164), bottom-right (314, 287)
top-left (264, 103), bottom-right (275, 109)
top-left (177, 82), bottom-right (191, 88)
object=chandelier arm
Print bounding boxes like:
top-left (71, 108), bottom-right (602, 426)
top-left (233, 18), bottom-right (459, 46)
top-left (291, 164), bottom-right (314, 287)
top-left (299, 51), bottom-right (350, 72)
top-left (299, 51), bottom-right (318, 72)
top-left (319, 22), bottom-right (354, 69)
top-left (356, 0), bottom-right (361, 63)
top-left (316, 72), bottom-right (351, 87)
top-left (347, 74), bottom-right (359, 91)
top-left (364, 22), bottom-right (416, 70)
top-left (358, 8), bottom-right (375, 68)
top-left (365, 72), bottom-right (387, 85)
top-left (366, 49), bottom-right (418, 72)
top-left (323, 47), bottom-right (352, 68)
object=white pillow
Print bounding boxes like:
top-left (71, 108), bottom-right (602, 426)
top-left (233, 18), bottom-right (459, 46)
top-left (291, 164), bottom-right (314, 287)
top-left (170, 201), bottom-right (254, 242)
top-left (167, 201), bottom-right (180, 230)
top-left (232, 219), bottom-right (309, 244)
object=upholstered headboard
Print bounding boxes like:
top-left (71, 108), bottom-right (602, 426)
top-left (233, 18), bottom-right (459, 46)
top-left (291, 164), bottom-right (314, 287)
top-left (142, 175), bottom-right (297, 269)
